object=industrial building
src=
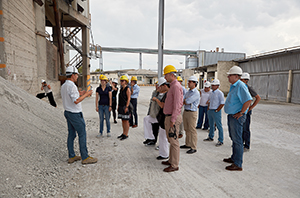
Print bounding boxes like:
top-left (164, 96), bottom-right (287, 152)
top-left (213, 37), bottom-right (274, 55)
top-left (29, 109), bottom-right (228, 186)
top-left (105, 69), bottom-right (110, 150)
top-left (0, 0), bottom-right (92, 98)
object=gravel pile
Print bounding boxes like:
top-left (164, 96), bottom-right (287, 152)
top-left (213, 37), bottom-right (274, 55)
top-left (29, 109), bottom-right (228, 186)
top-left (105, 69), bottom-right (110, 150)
top-left (0, 77), bottom-right (72, 197)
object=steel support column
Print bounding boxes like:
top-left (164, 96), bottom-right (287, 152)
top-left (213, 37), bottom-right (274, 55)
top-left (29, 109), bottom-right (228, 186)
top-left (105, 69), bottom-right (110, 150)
top-left (158, 0), bottom-right (164, 78)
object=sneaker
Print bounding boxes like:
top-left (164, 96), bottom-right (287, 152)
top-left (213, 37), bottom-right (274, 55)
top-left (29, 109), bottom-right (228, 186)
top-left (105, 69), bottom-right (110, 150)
top-left (68, 156), bottom-right (81, 164)
top-left (156, 156), bottom-right (168, 160)
top-left (107, 133), bottom-right (111, 137)
top-left (117, 134), bottom-right (124, 139)
top-left (120, 135), bottom-right (128, 140)
top-left (147, 140), bottom-right (156, 146)
top-left (155, 146), bottom-right (159, 150)
top-left (96, 134), bottom-right (103, 138)
top-left (203, 137), bottom-right (214, 141)
top-left (82, 157), bottom-right (98, 164)
top-left (143, 139), bottom-right (152, 144)
top-left (215, 141), bottom-right (223, 147)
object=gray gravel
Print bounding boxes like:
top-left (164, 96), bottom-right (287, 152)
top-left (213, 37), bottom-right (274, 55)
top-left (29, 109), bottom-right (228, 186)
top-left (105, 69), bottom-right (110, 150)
top-left (1, 79), bottom-right (299, 198)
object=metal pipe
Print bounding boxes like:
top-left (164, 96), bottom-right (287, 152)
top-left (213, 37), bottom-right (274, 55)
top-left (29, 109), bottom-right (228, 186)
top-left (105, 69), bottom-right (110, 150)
top-left (286, 70), bottom-right (293, 103)
top-left (53, 0), bottom-right (65, 74)
top-left (157, 0), bottom-right (164, 78)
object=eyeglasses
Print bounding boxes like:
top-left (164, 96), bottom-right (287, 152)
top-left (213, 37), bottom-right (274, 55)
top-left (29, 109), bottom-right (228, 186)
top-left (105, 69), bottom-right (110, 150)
top-left (120, 80), bottom-right (125, 82)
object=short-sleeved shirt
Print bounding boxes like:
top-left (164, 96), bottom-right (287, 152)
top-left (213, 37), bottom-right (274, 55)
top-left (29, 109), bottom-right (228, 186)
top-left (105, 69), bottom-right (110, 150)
top-left (199, 89), bottom-right (211, 107)
top-left (224, 80), bottom-right (252, 115)
top-left (208, 89), bottom-right (225, 110)
top-left (96, 86), bottom-right (112, 105)
top-left (61, 80), bottom-right (81, 113)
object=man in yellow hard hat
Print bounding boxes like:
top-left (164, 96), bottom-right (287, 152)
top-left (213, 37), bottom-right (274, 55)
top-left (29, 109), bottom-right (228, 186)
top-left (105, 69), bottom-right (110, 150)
top-left (161, 65), bottom-right (183, 172)
top-left (129, 76), bottom-right (140, 128)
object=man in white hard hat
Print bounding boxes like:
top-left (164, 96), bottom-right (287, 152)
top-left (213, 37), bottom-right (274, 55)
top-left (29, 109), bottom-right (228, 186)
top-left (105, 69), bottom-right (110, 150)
top-left (240, 72), bottom-right (261, 152)
top-left (161, 65), bottom-right (183, 172)
top-left (196, 81), bottom-right (212, 130)
top-left (111, 79), bottom-right (119, 124)
top-left (61, 66), bottom-right (98, 165)
top-left (223, 66), bottom-right (252, 171)
top-left (180, 76), bottom-right (200, 154)
top-left (36, 79), bottom-right (57, 107)
top-left (203, 79), bottom-right (225, 147)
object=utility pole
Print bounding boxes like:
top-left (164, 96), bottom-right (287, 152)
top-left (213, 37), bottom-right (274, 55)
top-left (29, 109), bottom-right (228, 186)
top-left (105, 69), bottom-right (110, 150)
top-left (158, 0), bottom-right (164, 78)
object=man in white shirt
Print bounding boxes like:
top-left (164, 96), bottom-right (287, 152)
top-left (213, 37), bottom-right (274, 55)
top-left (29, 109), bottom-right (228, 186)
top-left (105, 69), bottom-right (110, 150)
top-left (61, 66), bottom-right (97, 165)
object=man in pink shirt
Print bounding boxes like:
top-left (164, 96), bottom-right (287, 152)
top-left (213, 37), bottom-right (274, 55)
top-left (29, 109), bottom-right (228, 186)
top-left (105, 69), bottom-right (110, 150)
top-left (161, 65), bottom-right (183, 172)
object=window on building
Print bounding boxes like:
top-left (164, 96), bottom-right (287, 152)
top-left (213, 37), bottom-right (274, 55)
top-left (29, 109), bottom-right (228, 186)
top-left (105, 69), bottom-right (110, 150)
top-left (137, 76), bottom-right (142, 81)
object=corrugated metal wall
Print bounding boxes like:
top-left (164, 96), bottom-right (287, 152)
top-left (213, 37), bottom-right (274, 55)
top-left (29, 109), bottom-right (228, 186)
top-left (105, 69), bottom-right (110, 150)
top-left (239, 51), bottom-right (300, 104)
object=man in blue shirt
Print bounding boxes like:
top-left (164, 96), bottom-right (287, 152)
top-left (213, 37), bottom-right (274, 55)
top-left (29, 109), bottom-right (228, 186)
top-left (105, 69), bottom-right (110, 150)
top-left (129, 76), bottom-right (140, 128)
top-left (180, 76), bottom-right (200, 154)
top-left (203, 79), bottom-right (225, 147)
top-left (223, 66), bottom-right (252, 171)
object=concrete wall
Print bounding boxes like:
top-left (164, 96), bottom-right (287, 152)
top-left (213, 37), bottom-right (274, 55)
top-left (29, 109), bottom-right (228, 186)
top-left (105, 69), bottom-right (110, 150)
top-left (217, 61), bottom-right (237, 95)
top-left (2, 0), bottom-right (39, 94)
top-left (1, 0), bottom-right (61, 98)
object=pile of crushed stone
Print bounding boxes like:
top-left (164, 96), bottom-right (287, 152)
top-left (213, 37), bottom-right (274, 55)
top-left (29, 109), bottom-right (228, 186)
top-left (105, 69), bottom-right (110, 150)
top-left (0, 77), bottom-right (74, 197)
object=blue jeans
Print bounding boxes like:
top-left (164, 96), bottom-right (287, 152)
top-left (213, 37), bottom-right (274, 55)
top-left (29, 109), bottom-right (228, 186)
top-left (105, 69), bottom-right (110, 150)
top-left (129, 98), bottom-right (138, 125)
top-left (98, 105), bottom-right (111, 134)
top-left (208, 109), bottom-right (224, 142)
top-left (227, 114), bottom-right (246, 168)
top-left (196, 106), bottom-right (209, 129)
top-left (64, 111), bottom-right (89, 160)
top-left (242, 110), bottom-right (252, 149)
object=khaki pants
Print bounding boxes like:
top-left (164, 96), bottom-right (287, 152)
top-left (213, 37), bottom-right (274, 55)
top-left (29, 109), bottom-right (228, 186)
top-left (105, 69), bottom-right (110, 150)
top-left (183, 110), bottom-right (198, 150)
top-left (165, 114), bottom-right (182, 168)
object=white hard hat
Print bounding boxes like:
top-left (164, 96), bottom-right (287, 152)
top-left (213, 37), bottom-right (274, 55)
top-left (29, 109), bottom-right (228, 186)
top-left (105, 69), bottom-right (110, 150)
top-left (204, 81), bottom-right (211, 87)
top-left (211, 79), bottom-right (220, 85)
top-left (112, 79), bottom-right (118, 84)
top-left (241, 72), bottom-right (250, 80)
top-left (188, 76), bottom-right (198, 83)
top-left (157, 77), bottom-right (167, 86)
top-left (65, 66), bottom-right (79, 75)
top-left (227, 66), bottom-right (243, 75)
top-left (41, 79), bottom-right (46, 83)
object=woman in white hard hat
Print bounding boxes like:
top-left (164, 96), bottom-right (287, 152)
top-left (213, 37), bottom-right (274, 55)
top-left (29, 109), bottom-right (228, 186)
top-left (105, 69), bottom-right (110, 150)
top-left (36, 79), bottom-right (57, 107)
top-left (95, 75), bottom-right (112, 138)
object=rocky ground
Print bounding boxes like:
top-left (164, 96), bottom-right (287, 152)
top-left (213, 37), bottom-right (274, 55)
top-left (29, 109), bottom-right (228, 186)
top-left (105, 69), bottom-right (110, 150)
top-left (0, 79), bottom-right (299, 198)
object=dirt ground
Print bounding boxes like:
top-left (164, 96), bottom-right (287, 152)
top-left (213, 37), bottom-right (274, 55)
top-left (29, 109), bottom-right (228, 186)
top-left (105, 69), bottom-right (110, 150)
top-left (1, 79), bottom-right (299, 198)
top-left (64, 85), bottom-right (300, 198)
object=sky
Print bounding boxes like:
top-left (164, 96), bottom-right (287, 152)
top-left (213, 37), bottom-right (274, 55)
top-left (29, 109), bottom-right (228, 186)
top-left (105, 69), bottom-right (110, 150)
top-left (88, 0), bottom-right (300, 72)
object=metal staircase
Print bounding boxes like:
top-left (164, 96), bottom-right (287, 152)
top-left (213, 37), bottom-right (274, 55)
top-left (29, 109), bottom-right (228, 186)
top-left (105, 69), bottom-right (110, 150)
top-left (63, 27), bottom-right (99, 69)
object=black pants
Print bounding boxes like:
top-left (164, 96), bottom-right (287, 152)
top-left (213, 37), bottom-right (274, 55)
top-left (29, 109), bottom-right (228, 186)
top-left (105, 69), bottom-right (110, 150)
top-left (36, 92), bottom-right (57, 107)
top-left (129, 98), bottom-right (138, 125)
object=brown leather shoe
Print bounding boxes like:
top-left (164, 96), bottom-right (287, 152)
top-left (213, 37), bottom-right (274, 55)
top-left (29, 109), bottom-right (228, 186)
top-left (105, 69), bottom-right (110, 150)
top-left (225, 164), bottom-right (242, 171)
top-left (161, 161), bottom-right (171, 166)
top-left (163, 165), bottom-right (179, 172)
top-left (132, 125), bottom-right (138, 128)
top-left (178, 134), bottom-right (183, 139)
top-left (223, 157), bottom-right (234, 163)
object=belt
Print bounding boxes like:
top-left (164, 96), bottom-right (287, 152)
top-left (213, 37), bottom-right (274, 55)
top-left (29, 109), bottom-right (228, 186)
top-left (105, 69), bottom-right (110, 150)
top-left (184, 109), bottom-right (194, 112)
top-left (165, 114), bottom-right (172, 116)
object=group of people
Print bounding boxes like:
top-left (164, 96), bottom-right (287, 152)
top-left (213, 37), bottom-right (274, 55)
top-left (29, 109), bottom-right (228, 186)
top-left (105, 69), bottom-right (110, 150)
top-left (142, 65), bottom-right (260, 172)
top-left (60, 64), bottom-right (260, 172)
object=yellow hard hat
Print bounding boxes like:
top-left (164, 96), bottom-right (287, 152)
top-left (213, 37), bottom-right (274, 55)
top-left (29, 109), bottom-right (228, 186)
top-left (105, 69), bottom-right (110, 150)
top-left (163, 65), bottom-right (177, 75)
top-left (100, 75), bottom-right (108, 81)
top-left (177, 76), bottom-right (183, 82)
top-left (131, 76), bottom-right (138, 81)
top-left (120, 75), bottom-right (129, 82)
